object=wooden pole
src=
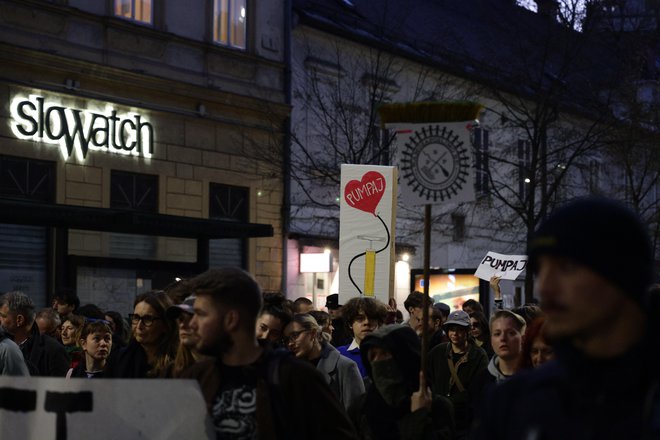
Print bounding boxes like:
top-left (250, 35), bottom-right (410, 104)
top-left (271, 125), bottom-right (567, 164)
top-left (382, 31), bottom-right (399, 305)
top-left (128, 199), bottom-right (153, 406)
top-left (421, 203), bottom-right (431, 373)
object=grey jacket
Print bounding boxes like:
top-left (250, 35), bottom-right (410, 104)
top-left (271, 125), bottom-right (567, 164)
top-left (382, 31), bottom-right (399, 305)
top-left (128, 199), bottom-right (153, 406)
top-left (317, 342), bottom-right (365, 409)
top-left (0, 331), bottom-right (29, 376)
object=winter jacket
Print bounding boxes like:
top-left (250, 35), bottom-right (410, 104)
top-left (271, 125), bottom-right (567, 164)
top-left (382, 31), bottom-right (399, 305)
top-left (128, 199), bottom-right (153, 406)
top-left (349, 324), bottom-right (455, 440)
top-left (427, 342), bottom-right (488, 433)
top-left (19, 324), bottom-right (69, 376)
top-left (181, 346), bottom-right (358, 440)
top-left (471, 340), bottom-right (660, 440)
top-left (317, 342), bottom-right (365, 409)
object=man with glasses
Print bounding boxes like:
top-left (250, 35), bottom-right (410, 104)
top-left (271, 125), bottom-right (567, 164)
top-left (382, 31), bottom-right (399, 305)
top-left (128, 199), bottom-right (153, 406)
top-left (182, 267), bottom-right (357, 440)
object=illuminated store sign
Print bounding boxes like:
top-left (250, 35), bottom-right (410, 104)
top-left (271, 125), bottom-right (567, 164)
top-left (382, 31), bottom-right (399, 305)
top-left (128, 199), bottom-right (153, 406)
top-left (10, 94), bottom-right (153, 161)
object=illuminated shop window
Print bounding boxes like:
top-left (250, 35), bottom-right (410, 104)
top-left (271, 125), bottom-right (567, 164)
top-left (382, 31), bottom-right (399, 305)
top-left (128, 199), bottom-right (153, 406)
top-left (114, 0), bottom-right (153, 25)
top-left (213, 0), bottom-right (247, 50)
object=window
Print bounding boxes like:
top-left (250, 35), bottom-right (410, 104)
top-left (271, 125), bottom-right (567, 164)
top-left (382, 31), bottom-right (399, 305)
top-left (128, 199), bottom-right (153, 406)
top-left (111, 170), bottom-right (158, 212)
top-left (114, 0), bottom-right (152, 25)
top-left (209, 183), bottom-right (249, 268)
top-left (517, 139), bottom-right (531, 200)
top-left (0, 155), bottom-right (55, 202)
top-left (473, 128), bottom-right (490, 195)
top-left (213, 0), bottom-right (247, 49)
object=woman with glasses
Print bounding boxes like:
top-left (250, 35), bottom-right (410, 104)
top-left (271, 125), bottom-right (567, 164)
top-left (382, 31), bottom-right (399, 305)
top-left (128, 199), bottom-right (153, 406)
top-left (106, 291), bottom-right (178, 378)
top-left (283, 313), bottom-right (364, 410)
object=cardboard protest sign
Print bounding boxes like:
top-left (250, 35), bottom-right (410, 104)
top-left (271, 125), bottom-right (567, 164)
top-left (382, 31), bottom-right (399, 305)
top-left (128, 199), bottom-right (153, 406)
top-left (474, 251), bottom-right (528, 281)
top-left (339, 165), bottom-right (397, 304)
top-left (0, 377), bottom-right (213, 440)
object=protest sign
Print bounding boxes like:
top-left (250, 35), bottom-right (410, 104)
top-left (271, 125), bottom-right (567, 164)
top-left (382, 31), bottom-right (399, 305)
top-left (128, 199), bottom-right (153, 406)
top-left (339, 165), bottom-right (397, 304)
top-left (474, 251), bottom-right (528, 281)
top-left (0, 377), bottom-right (213, 440)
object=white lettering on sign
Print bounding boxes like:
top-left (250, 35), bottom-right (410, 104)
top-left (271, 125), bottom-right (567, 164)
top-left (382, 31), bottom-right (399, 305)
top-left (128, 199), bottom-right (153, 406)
top-left (10, 95), bottom-right (154, 161)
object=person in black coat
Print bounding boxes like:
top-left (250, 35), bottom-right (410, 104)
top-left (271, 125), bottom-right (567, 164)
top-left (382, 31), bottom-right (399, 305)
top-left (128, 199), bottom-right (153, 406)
top-left (0, 291), bottom-right (69, 376)
top-left (472, 198), bottom-right (660, 440)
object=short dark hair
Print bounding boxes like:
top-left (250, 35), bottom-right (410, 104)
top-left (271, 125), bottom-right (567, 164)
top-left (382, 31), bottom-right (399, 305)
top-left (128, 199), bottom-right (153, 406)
top-left (260, 293), bottom-right (294, 328)
top-left (404, 291), bottom-right (430, 311)
top-left (75, 304), bottom-right (105, 320)
top-left (80, 320), bottom-right (113, 341)
top-left (462, 299), bottom-right (484, 314)
top-left (342, 297), bottom-right (388, 327)
top-left (190, 268), bottom-right (263, 330)
top-left (53, 289), bottom-right (80, 310)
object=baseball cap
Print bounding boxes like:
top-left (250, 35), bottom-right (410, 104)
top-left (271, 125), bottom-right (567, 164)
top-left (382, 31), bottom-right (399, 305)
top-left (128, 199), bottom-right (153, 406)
top-left (442, 310), bottom-right (471, 328)
top-left (165, 295), bottom-right (196, 319)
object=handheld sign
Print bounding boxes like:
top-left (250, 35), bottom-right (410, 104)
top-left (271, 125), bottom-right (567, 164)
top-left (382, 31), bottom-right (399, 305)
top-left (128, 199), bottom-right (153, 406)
top-left (0, 377), bottom-right (213, 440)
top-left (474, 251), bottom-right (528, 281)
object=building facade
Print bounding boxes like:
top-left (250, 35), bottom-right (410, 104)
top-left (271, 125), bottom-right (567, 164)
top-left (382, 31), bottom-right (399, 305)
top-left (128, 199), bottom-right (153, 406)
top-left (0, 0), bottom-right (289, 315)
top-left (286, 0), bottom-right (660, 311)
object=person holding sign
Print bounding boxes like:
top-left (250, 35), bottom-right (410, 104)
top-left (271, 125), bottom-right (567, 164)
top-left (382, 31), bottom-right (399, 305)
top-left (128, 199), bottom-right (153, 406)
top-left (472, 198), bottom-right (660, 440)
top-left (348, 324), bottom-right (454, 440)
top-left (182, 268), bottom-right (357, 440)
top-left (427, 310), bottom-right (487, 439)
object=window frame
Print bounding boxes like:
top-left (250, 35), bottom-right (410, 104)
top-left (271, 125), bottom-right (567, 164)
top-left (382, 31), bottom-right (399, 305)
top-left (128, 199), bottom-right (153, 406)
top-left (113, 0), bottom-right (155, 26)
top-left (212, 0), bottom-right (249, 50)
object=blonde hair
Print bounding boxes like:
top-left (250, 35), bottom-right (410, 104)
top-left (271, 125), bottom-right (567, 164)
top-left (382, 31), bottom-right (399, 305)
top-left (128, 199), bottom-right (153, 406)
top-left (293, 313), bottom-right (331, 344)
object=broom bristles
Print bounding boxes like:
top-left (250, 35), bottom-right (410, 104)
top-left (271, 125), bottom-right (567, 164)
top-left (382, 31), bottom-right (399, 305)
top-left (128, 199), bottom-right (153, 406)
top-left (379, 101), bottom-right (483, 125)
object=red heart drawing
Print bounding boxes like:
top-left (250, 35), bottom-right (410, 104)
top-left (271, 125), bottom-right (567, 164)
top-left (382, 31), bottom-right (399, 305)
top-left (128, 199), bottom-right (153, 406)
top-left (344, 171), bottom-right (386, 215)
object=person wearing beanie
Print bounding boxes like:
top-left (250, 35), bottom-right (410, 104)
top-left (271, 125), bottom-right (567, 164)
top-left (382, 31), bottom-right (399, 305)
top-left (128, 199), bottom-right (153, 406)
top-left (472, 197), bottom-right (660, 440)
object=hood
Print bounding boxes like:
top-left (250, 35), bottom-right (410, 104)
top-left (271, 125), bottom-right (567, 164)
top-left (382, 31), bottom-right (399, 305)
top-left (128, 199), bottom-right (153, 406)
top-left (487, 355), bottom-right (510, 383)
top-left (360, 324), bottom-right (421, 391)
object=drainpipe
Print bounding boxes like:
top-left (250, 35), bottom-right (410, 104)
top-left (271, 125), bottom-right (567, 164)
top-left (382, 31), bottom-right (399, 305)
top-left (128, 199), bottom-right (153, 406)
top-left (281, 0), bottom-right (293, 294)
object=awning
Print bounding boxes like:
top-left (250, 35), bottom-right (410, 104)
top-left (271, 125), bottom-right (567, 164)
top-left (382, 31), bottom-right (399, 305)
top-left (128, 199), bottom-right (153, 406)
top-left (0, 198), bottom-right (273, 239)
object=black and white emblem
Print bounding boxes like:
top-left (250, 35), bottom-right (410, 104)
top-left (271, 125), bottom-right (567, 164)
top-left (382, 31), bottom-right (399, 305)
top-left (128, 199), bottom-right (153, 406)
top-left (400, 124), bottom-right (471, 202)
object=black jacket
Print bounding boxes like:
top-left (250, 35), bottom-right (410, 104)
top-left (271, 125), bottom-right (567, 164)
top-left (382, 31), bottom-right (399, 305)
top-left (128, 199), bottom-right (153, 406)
top-left (471, 340), bottom-right (660, 440)
top-left (20, 324), bottom-right (69, 376)
top-left (349, 324), bottom-right (455, 440)
top-left (104, 339), bottom-right (151, 378)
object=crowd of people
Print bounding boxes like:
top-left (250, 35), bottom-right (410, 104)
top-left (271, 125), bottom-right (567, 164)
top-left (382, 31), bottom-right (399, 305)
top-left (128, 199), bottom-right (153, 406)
top-left (0, 197), bottom-right (659, 439)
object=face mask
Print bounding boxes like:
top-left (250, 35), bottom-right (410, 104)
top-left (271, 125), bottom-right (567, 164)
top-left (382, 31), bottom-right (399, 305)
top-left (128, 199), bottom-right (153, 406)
top-left (370, 358), bottom-right (408, 407)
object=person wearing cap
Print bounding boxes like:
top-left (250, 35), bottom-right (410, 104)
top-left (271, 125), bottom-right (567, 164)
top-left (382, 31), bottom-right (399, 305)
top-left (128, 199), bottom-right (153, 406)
top-left (167, 295), bottom-right (210, 378)
top-left (427, 309), bottom-right (488, 439)
top-left (348, 324), bottom-right (455, 440)
top-left (472, 197), bottom-right (660, 440)
top-left (326, 294), bottom-right (352, 347)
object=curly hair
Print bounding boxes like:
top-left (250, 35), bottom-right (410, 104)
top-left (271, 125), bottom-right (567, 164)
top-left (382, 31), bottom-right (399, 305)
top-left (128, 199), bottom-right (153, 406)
top-left (341, 297), bottom-right (388, 332)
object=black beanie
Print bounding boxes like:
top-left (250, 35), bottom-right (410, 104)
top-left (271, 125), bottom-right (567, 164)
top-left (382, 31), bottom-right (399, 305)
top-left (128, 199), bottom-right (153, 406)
top-left (528, 197), bottom-right (654, 304)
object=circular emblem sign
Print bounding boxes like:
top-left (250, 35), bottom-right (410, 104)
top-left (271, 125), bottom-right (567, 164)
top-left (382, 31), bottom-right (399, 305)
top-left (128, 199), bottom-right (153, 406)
top-left (400, 124), bottom-right (471, 202)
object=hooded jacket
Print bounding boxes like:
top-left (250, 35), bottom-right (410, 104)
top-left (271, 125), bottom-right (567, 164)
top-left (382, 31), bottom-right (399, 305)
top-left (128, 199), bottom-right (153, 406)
top-left (348, 324), bottom-right (454, 440)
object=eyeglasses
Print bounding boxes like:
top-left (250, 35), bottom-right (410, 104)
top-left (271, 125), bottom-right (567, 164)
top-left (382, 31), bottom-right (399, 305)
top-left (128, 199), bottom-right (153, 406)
top-left (129, 314), bottom-right (161, 327)
top-left (284, 329), bottom-right (309, 344)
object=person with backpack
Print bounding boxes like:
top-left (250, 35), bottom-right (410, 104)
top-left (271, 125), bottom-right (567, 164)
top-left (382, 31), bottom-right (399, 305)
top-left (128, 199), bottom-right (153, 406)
top-left (181, 267), bottom-right (357, 440)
